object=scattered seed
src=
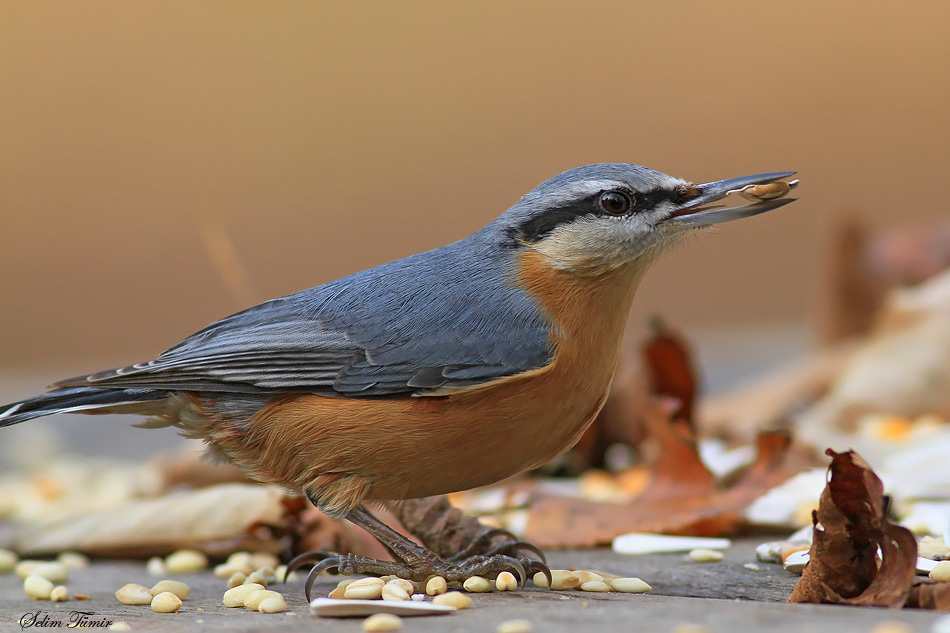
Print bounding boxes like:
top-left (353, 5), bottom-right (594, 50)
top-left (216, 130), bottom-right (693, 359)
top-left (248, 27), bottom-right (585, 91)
top-left (275, 564), bottom-right (296, 582)
top-left (672, 625), bottom-right (712, 633)
top-left (688, 549), bottom-right (725, 563)
top-left (15, 561), bottom-right (42, 579)
top-left (250, 552), bottom-right (280, 570)
top-left (573, 571), bottom-right (603, 585)
top-left (0, 548), bottom-right (18, 574)
top-left (363, 612), bottom-right (403, 632)
top-left (386, 578), bottom-right (414, 595)
top-left (579, 580), bottom-right (610, 592)
top-left (151, 591), bottom-right (182, 613)
top-left (223, 582), bottom-right (266, 607)
top-left (18, 562), bottom-right (67, 583)
top-left (432, 591), bottom-right (472, 609)
top-left (868, 621), bottom-right (914, 633)
top-left (381, 583), bottom-right (411, 601)
top-left (25, 575), bottom-right (54, 600)
top-left (609, 577), bottom-right (652, 593)
top-left (57, 552), bottom-right (90, 570)
top-left (329, 579), bottom-right (357, 599)
top-left (425, 576), bottom-right (447, 596)
top-left (410, 593), bottom-right (424, 601)
top-left (244, 589), bottom-right (283, 610)
top-left (214, 563), bottom-right (240, 579)
top-left (107, 623), bottom-right (132, 631)
top-left (495, 571), bottom-right (518, 591)
top-left (146, 556), bottom-right (167, 577)
top-left (74, 594), bottom-right (92, 600)
top-left (463, 576), bottom-right (492, 593)
top-left (165, 549), bottom-right (208, 573)
top-left (246, 571), bottom-right (270, 586)
top-left (227, 572), bottom-right (247, 588)
top-left (744, 563), bottom-right (761, 571)
top-left (51, 586), bottom-right (69, 602)
top-left (345, 577), bottom-right (386, 600)
top-left (258, 594), bottom-right (287, 613)
top-left (497, 619), bottom-right (534, 633)
top-left (783, 550), bottom-right (810, 574)
top-left (115, 583), bottom-right (153, 605)
top-left (532, 570), bottom-right (579, 590)
top-left (150, 580), bottom-right (190, 600)
top-left (931, 561), bottom-right (950, 582)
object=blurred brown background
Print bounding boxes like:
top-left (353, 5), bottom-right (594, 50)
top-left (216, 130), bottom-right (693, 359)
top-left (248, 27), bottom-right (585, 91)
top-left (1, 1), bottom-right (948, 376)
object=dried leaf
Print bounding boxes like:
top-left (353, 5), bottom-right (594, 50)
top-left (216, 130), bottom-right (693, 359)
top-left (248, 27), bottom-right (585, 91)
top-left (12, 483), bottom-right (297, 558)
top-left (907, 578), bottom-right (950, 610)
top-left (523, 400), bottom-right (797, 548)
top-left (789, 449), bottom-right (916, 608)
top-left (643, 317), bottom-right (698, 429)
top-left (388, 496), bottom-right (511, 559)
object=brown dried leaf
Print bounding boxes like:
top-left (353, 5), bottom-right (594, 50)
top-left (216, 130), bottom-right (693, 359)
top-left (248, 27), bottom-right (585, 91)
top-left (523, 400), bottom-right (797, 548)
top-left (907, 578), bottom-right (950, 610)
top-left (643, 317), bottom-right (698, 429)
top-left (789, 449), bottom-right (916, 608)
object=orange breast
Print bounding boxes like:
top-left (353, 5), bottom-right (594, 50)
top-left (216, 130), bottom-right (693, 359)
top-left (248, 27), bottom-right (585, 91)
top-left (209, 250), bottom-right (647, 515)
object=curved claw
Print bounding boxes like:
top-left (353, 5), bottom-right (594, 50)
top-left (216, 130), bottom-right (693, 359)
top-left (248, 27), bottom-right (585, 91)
top-left (284, 550), bottom-right (335, 583)
top-left (483, 540), bottom-right (547, 565)
top-left (498, 555), bottom-right (527, 590)
top-left (524, 559), bottom-right (552, 589)
top-left (446, 528), bottom-right (521, 561)
top-left (304, 556), bottom-right (343, 602)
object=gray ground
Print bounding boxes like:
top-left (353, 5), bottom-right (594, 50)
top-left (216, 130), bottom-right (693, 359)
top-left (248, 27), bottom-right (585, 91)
top-left (0, 540), bottom-right (943, 633)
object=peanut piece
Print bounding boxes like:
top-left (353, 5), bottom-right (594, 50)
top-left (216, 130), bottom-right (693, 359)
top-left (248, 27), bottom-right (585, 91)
top-left (115, 583), bottom-right (153, 605)
top-left (381, 583), bottom-right (411, 601)
top-left (227, 572), bottom-right (247, 588)
top-left (579, 580), bottom-right (610, 592)
top-left (425, 576), bottom-right (447, 596)
top-left (363, 613), bottom-right (403, 631)
top-left (930, 561), bottom-right (950, 582)
top-left (344, 577), bottom-right (385, 600)
top-left (610, 577), bottom-right (652, 593)
top-left (688, 549), bottom-right (724, 563)
top-left (25, 575), bottom-right (54, 600)
top-left (223, 582), bottom-right (265, 607)
top-left (57, 552), bottom-right (90, 570)
top-left (462, 576), bottom-right (492, 593)
top-left (165, 549), bottom-right (208, 573)
top-left (0, 548), bottom-right (18, 574)
top-left (532, 570), bottom-right (579, 590)
top-left (497, 619), bottom-right (534, 633)
top-left (432, 591), bottom-right (472, 609)
top-left (150, 591), bottom-right (182, 613)
top-left (495, 571), bottom-right (518, 591)
top-left (328, 578), bottom-right (356, 599)
top-left (258, 594), bottom-right (287, 613)
top-left (150, 580), bottom-right (190, 600)
top-left (244, 589), bottom-right (282, 610)
top-left (51, 586), bottom-right (69, 602)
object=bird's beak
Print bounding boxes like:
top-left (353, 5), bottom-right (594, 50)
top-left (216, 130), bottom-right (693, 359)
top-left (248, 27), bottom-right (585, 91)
top-left (667, 171), bottom-right (798, 228)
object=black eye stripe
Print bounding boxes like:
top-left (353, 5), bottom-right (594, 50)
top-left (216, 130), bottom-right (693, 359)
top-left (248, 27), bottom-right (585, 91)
top-left (507, 187), bottom-right (681, 245)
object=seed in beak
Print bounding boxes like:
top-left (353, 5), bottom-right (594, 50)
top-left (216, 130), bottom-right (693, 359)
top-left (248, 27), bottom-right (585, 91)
top-left (728, 179), bottom-right (799, 202)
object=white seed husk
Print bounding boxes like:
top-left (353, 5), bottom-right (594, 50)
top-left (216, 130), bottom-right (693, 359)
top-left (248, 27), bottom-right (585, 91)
top-left (150, 580), bottom-right (190, 600)
top-left (381, 584), bottom-right (411, 601)
top-left (244, 589), bottom-right (282, 610)
top-left (51, 585), bottom-right (69, 602)
top-left (462, 576), bottom-right (492, 593)
top-left (688, 549), bottom-right (725, 563)
top-left (146, 556), bottom-right (167, 576)
top-left (344, 577), bottom-right (385, 600)
top-left (610, 577), bottom-right (652, 593)
top-left (497, 619), bottom-right (534, 633)
top-left (496, 571), bottom-right (518, 591)
top-left (362, 612), bottom-right (403, 631)
top-left (223, 582), bottom-right (265, 607)
top-left (258, 594), bottom-right (287, 613)
top-left (432, 591), bottom-right (472, 609)
top-left (386, 578), bottom-right (414, 595)
top-left (25, 575), bottom-right (54, 599)
top-left (164, 549), bottom-right (208, 573)
top-left (151, 591), bottom-right (182, 613)
top-left (425, 576), bottom-right (447, 596)
top-left (115, 583), bottom-right (153, 605)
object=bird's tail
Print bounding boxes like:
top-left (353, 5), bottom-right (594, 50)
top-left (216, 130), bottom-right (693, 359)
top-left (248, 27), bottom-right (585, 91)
top-left (0, 387), bottom-right (167, 427)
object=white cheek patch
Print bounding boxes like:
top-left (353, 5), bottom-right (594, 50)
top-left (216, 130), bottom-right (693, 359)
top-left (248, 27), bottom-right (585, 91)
top-left (531, 213), bottom-right (681, 273)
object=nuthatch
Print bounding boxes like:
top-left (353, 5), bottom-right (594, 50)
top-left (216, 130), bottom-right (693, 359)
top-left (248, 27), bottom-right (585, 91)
top-left (0, 163), bottom-right (797, 593)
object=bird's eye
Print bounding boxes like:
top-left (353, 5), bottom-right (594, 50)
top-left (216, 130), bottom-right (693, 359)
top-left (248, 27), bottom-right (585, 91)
top-left (599, 191), bottom-right (632, 215)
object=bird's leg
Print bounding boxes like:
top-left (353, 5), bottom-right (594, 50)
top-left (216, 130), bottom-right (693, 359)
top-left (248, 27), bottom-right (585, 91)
top-left (285, 504), bottom-right (548, 600)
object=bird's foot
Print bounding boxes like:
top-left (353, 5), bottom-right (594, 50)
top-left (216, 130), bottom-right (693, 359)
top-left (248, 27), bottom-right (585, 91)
top-left (285, 549), bottom-right (540, 601)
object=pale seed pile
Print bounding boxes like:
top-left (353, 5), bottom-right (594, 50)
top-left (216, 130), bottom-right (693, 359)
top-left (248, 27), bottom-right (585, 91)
top-left (10, 548), bottom-right (91, 602)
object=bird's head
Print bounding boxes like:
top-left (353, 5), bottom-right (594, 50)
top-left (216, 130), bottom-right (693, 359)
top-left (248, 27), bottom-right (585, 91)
top-left (499, 163), bottom-right (797, 274)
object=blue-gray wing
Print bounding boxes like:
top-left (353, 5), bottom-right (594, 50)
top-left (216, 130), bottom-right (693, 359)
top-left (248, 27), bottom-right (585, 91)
top-left (54, 238), bottom-right (553, 397)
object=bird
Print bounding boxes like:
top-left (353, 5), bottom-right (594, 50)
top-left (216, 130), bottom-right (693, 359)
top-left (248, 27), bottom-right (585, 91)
top-left (0, 163), bottom-right (797, 595)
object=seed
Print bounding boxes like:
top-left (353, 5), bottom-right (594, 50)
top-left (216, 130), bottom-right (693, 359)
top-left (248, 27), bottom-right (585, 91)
top-left (573, 571), bottom-right (603, 585)
top-left (250, 552), bottom-right (280, 569)
top-left (227, 572), bottom-right (247, 588)
top-left (432, 591), bottom-right (472, 609)
top-left (496, 571), bottom-right (518, 591)
top-left (246, 571), bottom-right (270, 586)
top-left (425, 576), bottom-right (448, 596)
top-left (17, 561), bottom-right (67, 583)
top-left (51, 585), bottom-right (69, 602)
top-left (0, 548), bottom-right (18, 573)
top-left (386, 578), bottom-right (414, 595)
top-left (463, 576), bottom-right (492, 592)
top-left (381, 583), bottom-right (411, 601)
top-left (25, 575), bottom-right (54, 599)
top-left (151, 591), bottom-right (182, 613)
top-left (580, 580), bottom-right (611, 592)
top-left (731, 180), bottom-right (798, 202)
top-left (150, 580), bottom-right (190, 600)
top-left (15, 560), bottom-right (42, 579)
top-left (244, 589), bottom-right (282, 610)
top-left (930, 561), bottom-right (950, 582)
top-left (165, 549), bottom-right (208, 573)
top-left (532, 570), bottom-right (579, 590)
top-left (74, 594), bottom-right (92, 600)
top-left (276, 564), bottom-right (296, 582)
top-left (610, 577), bottom-right (652, 593)
top-left (344, 577), bottom-right (385, 600)
top-left (868, 622), bottom-right (914, 633)
top-left (363, 613), bottom-right (403, 632)
top-left (688, 549), bottom-right (724, 563)
top-left (258, 594), bottom-right (287, 613)
top-left (411, 593), bottom-right (424, 601)
top-left (223, 582), bottom-right (266, 607)
top-left (107, 623), bottom-right (132, 631)
top-left (57, 552), bottom-right (90, 570)
top-left (328, 578), bottom-right (356, 599)
top-left (115, 583), bottom-right (153, 605)
top-left (497, 619), bottom-right (534, 633)
top-left (146, 556), bottom-right (167, 576)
